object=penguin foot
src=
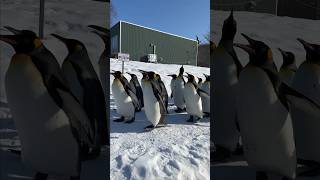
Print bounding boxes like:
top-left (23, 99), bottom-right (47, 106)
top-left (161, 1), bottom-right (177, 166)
top-left (83, 147), bottom-right (101, 160)
top-left (114, 117), bottom-right (125, 122)
top-left (298, 159), bottom-right (320, 177)
top-left (144, 125), bottom-right (155, 129)
top-left (256, 171), bottom-right (268, 180)
top-left (175, 108), bottom-right (185, 113)
top-left (233, 144), bottom-right (244, 156)
top-left (8, 149), bottom-right (21, 156)
top-left (203, 112), bottom-right (210, 118)
top-left (211, 145), bottom-right (231, 162)
top-left (135, 108), bottom-right (142, 112)
top-left (187, 116), bottom-right (194, 122)
top-left (125, 118), bottom-right (135, 124)
top-left (34, 172), bottom-right (48, 180)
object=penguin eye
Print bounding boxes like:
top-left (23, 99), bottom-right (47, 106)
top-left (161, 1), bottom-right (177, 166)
top-left (33, 38), bottom-right (42, 48)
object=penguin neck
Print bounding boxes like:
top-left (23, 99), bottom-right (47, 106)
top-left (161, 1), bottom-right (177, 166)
top-left (219, 38), bottom-right (234, 49)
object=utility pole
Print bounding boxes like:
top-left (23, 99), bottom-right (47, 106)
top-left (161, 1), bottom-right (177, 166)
top-left (39, 0), bottom-right (45, 39)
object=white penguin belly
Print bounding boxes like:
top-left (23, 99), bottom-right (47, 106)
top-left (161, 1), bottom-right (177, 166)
top-left (143, 83), bottom-right (161, 126)
top-left (62, 60), bottom-right (83, 104)
top-left (5, 54), bottom-right (79, 176)
top-left (112, 79), bottom-right (135, 119)
top-left (173, 77), bottom-right (185, 109)
top-left (291, 63), bottom-right (320, 162)
top-left (237, 67), bottom-right (296, 179)
top-left (212, 49), bottom-right (240, 151)
top-left (184, 83), bottom-right (203, 118)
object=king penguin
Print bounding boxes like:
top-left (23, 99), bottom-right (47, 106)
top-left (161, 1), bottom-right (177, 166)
top-left (174, 66), bottom-right (186, 113)
top-left (278, 48), bottom-right (297, 85)
top-left (183, 73), bottom-right (207, 122)
top-left (111, 71), bottom-right (139, 123)
top-left (143, 71), bottom-right (166, 129)
top-left (211, 10), bottom-right (243, 159)
top-left (127, 72), bottom-right (144, 109)
top-left (197, 77), bottom-right (203, 88)
top-left (1, 29), bottom-right (94, 180)
top-left (167, 74), bottom-right (177, 99)
top-left (290, 38), bottom-right (320, 173)
top-left (234, 34), bottom-right (304, 180)
top-left (51, 34), bottom-right (108, 156)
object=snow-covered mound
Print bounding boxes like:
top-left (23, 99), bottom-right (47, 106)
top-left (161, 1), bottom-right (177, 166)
top-left (110, 59), bottom-right (210, 180)
top-left (212, 10), bottom-right (320, 68)
top-left (0, 0), bottom-right (108, 179)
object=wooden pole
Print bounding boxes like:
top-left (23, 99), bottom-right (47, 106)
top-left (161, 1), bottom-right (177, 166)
top-left (39, 0), bottom-right (45, 38)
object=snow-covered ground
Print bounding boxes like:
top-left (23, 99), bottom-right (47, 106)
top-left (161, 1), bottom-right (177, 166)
top-left (0, 0), bottom-right (109, 179)
top-left (211, 10), bottom-right (320, 180)
top-left (110, 60), bottom-right (210, 180)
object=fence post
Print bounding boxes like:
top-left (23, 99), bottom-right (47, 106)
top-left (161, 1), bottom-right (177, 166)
top-left (39, 0), bottom-right (45, 38)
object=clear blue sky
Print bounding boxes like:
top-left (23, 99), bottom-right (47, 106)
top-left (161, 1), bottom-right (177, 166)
top-left (111, 0), bottom-right (210, 43)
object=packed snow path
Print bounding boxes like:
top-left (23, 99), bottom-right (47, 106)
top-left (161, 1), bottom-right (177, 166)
top-left (110, 60), bottom-right (210, 180)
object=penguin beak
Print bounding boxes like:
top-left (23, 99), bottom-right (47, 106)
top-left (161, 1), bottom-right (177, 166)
top-left (88, 25), bottom-right (109, 34)
top-left (278, 48), bottom-right (288, 57)
top-left (228, 9), bottom-right (234, 20)
top-left (241, 33), bottom-right (257, 45)
top-left (297, 38), bottom-right (314, 51)
top-left (0, 35), bottom-right (17, 45)
top-left (4, 26), bottom-right (22, 35)
top-left (51, 33), bottom-right (68, 44)
top-left (234, 43), bottom-right (255, 54)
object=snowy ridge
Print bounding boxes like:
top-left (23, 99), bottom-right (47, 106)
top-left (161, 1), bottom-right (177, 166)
top-left (110, 59), bottom-right (210, 180)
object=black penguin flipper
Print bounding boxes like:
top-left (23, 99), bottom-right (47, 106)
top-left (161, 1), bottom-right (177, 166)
top-left (128, 88), bottom-right (141, 110)
top-left (56, 88), bottom-right (94, 146)
top-left (197, 88), bottom-right (210, 98)
top-left (280, 83), bottom-right (320, 116)
top-left (151, 82), bottom-right (166, 124)
top-left (227, 48), bottom-right (243, 77)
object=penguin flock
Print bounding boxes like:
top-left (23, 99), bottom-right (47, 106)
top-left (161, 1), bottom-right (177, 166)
top-left (111, 65), bottom-right (210, 130)
top-left (1, 25), bottom-right (109, 180)
top-left (212, 10), bottom-right (320, 180)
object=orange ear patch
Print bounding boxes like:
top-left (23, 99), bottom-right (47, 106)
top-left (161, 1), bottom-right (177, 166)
top-left (267, 49), bottom-right (273, 61)
top-left (33, 39), bottom-right (42, 48)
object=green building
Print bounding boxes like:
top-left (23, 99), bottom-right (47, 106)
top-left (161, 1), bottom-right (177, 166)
top-left (110, 21), bottom-right (198, 65)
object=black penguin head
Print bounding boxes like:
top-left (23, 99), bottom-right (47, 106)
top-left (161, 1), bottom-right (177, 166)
top-left (138, 69), bottom-right (148, 79)
top-left (88, 25), bottom-right (110, 47)
top-left (167, 74), bottom-right (177, 79)
top-left (203, 74), bottom-right (210, 81)
top-left (234, 34), bottom-right (273, 66)
top-left (0, 30), bottom-right (42, 53)
top-left (127, 72), bottom-right (137, 79)
top-left (185, 73), bottom-right (195, 83)
top-left (147, 71), bottom-right (156, 81)
top-left (51, 34), bottom-right (86, 53)
top-left (221, 10), bottom-right (237, 41)
top-left (155, 74), bottom-right (161, 80)
top-left (198, 78), bottom-right (202, 83)
top-left (297, 38), bottom-right (320, 62)
top-left (111, 71), bottom-right (122, 79)
top-left (179, 65), bottom-right (184, 76)
top-left (278, 48), bottom-right (295, 67)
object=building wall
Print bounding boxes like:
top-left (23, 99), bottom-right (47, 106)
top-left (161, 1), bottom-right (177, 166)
top-left (197, 44), bottom-right (210, 67)
top-left (112, 21), bottom-right (198, 65)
